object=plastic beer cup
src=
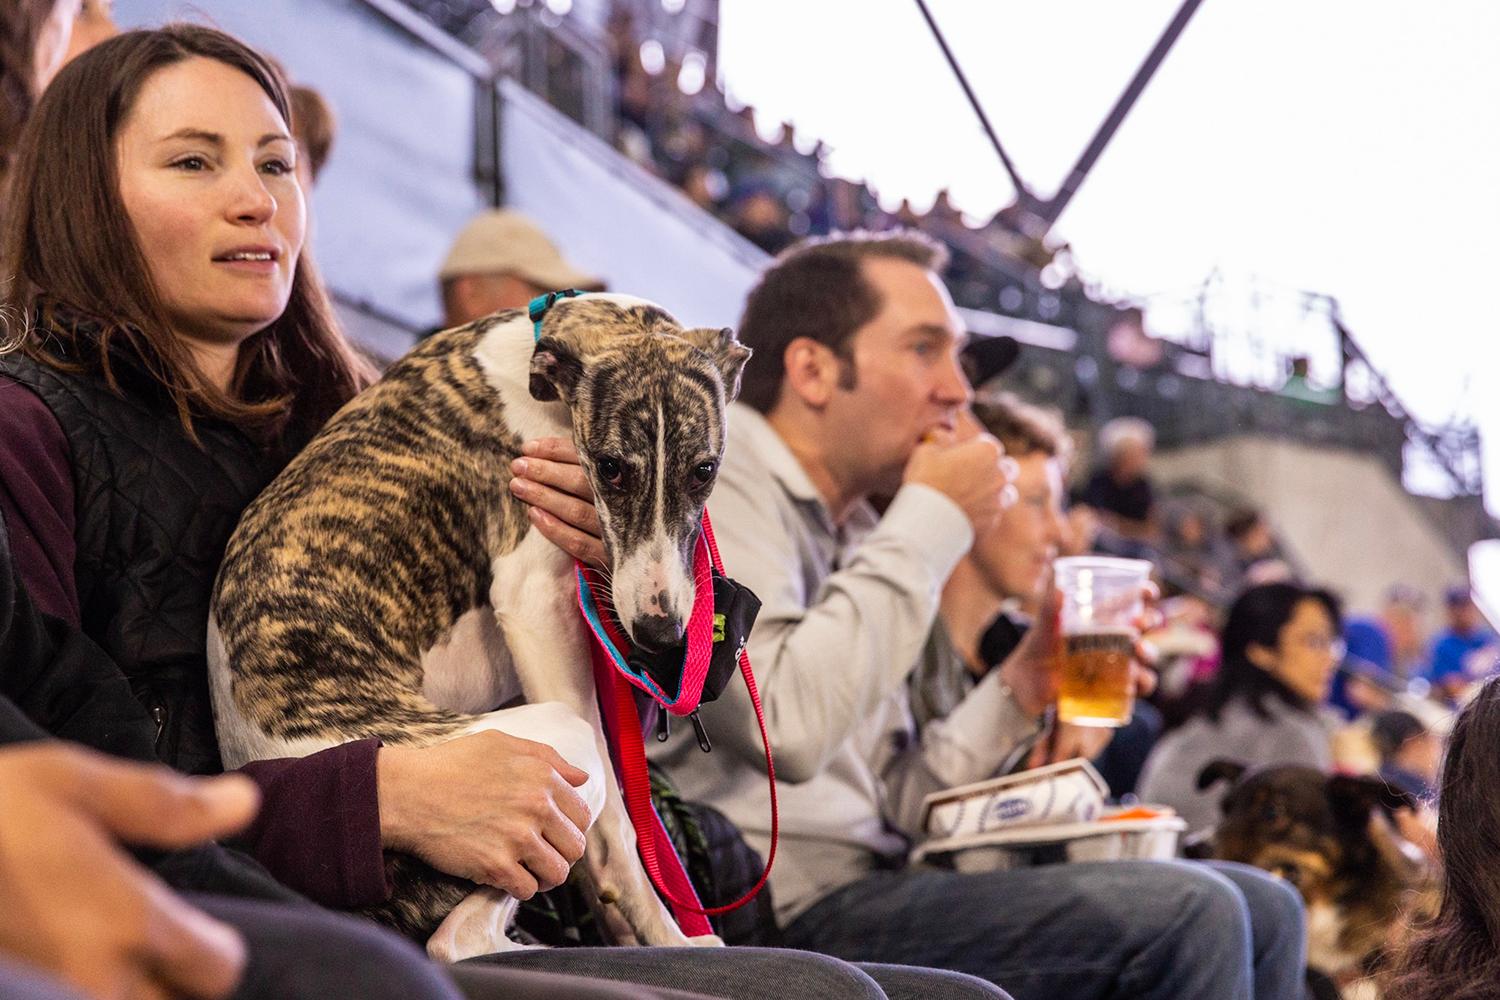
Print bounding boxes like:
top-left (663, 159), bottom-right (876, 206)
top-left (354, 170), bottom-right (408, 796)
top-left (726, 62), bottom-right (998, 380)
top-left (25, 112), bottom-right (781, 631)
top-left (1053, 556), bottom-right (1153, 727)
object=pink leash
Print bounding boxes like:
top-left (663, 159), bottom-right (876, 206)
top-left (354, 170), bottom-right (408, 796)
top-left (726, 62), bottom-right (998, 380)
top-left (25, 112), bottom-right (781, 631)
top-left (580, 511), bottom-right (778, 933)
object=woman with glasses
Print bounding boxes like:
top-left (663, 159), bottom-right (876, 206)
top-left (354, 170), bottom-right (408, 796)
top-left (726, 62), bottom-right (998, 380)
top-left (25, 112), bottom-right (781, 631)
top-left (1138, 582), bottom-right (1344, 834)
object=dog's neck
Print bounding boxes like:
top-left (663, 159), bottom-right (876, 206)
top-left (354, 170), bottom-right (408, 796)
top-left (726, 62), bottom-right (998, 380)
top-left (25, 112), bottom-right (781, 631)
top-left (470, 313), bottom-right (573, 441)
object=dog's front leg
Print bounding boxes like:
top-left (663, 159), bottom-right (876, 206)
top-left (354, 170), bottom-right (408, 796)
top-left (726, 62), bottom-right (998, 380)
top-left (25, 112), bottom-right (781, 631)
top-left (490, 537), bottom-right (710, 948)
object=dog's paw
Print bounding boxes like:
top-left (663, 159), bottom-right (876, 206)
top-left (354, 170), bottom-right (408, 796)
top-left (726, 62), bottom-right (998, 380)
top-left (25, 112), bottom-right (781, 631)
top-left (687, 934), bottom-right (725, 947)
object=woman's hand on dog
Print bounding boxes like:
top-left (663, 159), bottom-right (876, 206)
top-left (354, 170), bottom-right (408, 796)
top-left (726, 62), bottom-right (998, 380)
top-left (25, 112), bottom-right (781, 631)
top-left (376, 731), bottom-right (592, 899)
top-left (510, 437), bottom-right (606, 568)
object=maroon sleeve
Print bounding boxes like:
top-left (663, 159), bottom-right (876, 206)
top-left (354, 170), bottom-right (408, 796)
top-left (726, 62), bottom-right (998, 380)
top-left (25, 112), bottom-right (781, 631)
top-left (0, 377), bottom-right (80, 625)
top-left (235, 738), bottom-right (392, 908)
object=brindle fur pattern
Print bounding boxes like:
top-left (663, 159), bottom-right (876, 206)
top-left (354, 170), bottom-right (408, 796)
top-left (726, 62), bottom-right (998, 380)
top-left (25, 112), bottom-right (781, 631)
top-left (211, 295), bottom-right (749, 945)
top-left (215, 323), bottom-right (515, 745)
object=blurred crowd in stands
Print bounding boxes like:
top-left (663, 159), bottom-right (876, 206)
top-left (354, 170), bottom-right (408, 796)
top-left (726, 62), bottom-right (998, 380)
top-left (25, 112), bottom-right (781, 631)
top-left (603, 8), bottom-right (1074, 315)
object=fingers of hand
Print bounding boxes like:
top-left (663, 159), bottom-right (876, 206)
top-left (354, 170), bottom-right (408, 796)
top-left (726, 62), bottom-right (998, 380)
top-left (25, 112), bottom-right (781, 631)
top-left (138, 877), bottom-right (247, 1000)
top-left (510, 473), bottom-right (603, 545)
top-left (511, 457), bottom-right (598, 507)
top-left (64, 753), bottom-right (259, 848)
top-left (526, 508), bottom-right (607, 568)
top-left (516, 833), bottom-right (572, 892)
top-left (483, 860), bottom-right (541, 900)
top-left (1131, 662), bottom-right (1159, 696)
top-left (520, 437), bottom-right (580, 464)
top-left (541, 805), bottom-right (589, 866)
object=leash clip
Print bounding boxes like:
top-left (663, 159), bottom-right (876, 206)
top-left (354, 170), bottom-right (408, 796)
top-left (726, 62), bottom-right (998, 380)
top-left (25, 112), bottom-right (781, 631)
top-left (656, 707), bottom-right (671, 743)
top-left (689, 710), bottom-right (712, 753)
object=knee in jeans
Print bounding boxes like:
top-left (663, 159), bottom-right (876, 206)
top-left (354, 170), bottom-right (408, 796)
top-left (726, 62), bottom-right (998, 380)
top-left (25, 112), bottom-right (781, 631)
top-left (1181, 871), bottom-right (1253, 941)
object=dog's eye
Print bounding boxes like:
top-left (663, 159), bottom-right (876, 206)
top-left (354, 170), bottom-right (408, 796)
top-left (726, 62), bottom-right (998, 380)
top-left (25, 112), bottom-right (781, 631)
top-left (595, 457), bottom-right (626, 490)
top-left (690, 461), bottom-right (717, 487)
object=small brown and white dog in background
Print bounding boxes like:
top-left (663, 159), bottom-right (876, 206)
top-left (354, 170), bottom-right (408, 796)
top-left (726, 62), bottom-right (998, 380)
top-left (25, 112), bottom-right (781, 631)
top-left (1197, 760), bottom-right (1436, 999)
top-left (207, 293), bottom-right (749, 961)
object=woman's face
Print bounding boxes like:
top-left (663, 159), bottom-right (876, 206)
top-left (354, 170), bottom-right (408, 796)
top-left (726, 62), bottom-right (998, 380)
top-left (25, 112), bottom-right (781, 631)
top-left (1256, 598), bottom-right (1340, 704)
top-left (969, 452), bottom-right (1066, 603)
top-left (116, 57), bottom-right (304, 349)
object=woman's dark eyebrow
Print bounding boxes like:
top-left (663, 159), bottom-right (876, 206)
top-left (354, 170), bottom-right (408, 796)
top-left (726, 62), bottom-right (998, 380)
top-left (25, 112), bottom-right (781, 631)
top-left (154, 129), bottom-right (293, 147)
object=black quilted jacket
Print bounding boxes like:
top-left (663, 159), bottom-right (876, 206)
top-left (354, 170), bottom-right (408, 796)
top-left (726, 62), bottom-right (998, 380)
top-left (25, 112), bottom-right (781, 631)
top-left (0, 340), bottom-right (291, 774)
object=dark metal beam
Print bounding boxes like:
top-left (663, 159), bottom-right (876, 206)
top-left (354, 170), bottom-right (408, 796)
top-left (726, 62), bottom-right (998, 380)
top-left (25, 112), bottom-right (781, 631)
top-left (914, 0), bottom-right (1038, 213)
top-left (1038, 0), bottom-right (1207, 233)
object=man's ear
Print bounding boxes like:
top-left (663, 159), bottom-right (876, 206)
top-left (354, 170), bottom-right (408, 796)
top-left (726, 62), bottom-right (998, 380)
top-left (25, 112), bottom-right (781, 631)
top-left (781, 336), bottom-right (839, 409)
top-left (530, 336), bottom-right (584, 403)
top-left (677, 326), bottom-right (753, 402)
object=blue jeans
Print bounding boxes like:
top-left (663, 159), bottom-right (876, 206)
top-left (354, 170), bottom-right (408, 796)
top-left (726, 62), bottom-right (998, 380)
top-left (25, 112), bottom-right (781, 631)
top-left (783, 859), bottom-right (1306, 1000)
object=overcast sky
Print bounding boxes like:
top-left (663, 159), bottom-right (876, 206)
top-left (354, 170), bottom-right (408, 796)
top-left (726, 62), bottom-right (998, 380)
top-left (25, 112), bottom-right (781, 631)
top-left (717, 0), bottom-right (1499, 611)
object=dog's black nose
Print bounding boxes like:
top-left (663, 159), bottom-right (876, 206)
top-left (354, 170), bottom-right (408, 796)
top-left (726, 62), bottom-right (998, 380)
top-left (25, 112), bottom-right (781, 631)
top-left (631, 615), bottom-right (686, 654)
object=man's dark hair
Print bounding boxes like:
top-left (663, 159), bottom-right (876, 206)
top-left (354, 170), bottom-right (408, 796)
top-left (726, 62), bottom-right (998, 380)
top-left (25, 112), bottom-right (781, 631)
top-left (736, 229), bottom-right (950, 414)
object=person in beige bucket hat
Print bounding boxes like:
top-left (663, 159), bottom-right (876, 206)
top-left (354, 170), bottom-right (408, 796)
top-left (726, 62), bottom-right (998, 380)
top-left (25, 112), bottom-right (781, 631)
top-left (436, 209), bottom-right (605, 330)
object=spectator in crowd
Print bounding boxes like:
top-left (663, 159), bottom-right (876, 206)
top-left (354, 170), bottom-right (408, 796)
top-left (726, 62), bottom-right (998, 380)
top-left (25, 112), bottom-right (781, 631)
top-left (1076, 416), bottom-right (1158, 553)
top-left (1330, 584), bottom-right (1425, 719)
top-left (1385, 677), bottom-right (1500, 1000)
top-left (1370, 709), bottom-right (1441, 803)
top-left (0, 26), bottom-right (1001, 1000)
top-left (1139, 582), bottom-right (1343, 834)
top-left (1158, 501), bottom-right (1231, 603)
top-left (1425, 585), bottom-right (1499, 704)
top-left (0, 0), bottom-right (76, 194)
top-left (288, 81), bottom-right (335, 189)
top-left (60, 0), bottom-right (116, 62)
top-left (908, 391), bottom-right (1166, 796)
top-left (654, 230), bottom-right (1307, 999)
top-left (1223, 508), bottom-right (1288, 589)
top-left (435, 208), bottom-right (604, 331)
top-left (1345, 584), bottom-right (1427, 678)
top-left (907, 394), bottom-right (1067, 725)
top-left (258, 55), bottom-right (334, 191)
top-left (727, 179), bottom-right (793, 254)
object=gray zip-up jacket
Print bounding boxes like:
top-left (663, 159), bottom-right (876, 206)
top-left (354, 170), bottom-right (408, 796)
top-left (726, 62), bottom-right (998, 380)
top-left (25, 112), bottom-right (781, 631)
top-left (651, 406), bottom-right (1038, 925)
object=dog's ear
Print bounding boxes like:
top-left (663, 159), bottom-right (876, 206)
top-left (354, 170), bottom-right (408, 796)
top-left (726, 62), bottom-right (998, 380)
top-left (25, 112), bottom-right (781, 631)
top-left (1196, 759), bottom-right (1249, 793)
top-left (530, 336), bottom-right (585, 403)
top-left (1328, 774), bottom-right (1417, 827)
top-left (677, 326), bottom-right (752, 402)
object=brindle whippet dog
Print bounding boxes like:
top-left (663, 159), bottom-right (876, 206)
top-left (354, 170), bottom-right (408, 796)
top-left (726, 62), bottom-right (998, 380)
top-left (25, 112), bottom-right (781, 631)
top-left (207, 293), bottom-right (749, 960)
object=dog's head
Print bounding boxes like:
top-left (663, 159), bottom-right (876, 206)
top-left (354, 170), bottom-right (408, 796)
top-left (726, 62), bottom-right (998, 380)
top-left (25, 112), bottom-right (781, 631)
top-left (528, 293), bottom-right (750, 653)
top-left (1198, 759), bottom-right (1416, 903)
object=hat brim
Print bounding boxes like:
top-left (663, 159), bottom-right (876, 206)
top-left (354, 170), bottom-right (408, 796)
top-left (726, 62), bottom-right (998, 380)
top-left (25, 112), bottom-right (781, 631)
top-left (515, 262), bottom-right (607, 295)
top-left (961, 335), bottom-right (1020, 387)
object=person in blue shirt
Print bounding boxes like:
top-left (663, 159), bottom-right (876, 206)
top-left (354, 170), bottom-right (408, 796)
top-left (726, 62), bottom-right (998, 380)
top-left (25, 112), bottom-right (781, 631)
top-left (1426, 586), bottom-right (1499, 703)
top-left (1334, 584), bottom-right (1425, 718)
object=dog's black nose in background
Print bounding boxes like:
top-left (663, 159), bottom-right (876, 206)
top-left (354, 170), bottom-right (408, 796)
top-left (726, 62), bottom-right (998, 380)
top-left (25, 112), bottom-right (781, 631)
top-left (631, 615), bottom-right (686, 654)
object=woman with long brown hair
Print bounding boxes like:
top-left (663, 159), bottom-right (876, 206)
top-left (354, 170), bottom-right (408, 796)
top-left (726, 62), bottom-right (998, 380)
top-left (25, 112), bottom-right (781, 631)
top-left (0, 23), bottom-right (998, 1000)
